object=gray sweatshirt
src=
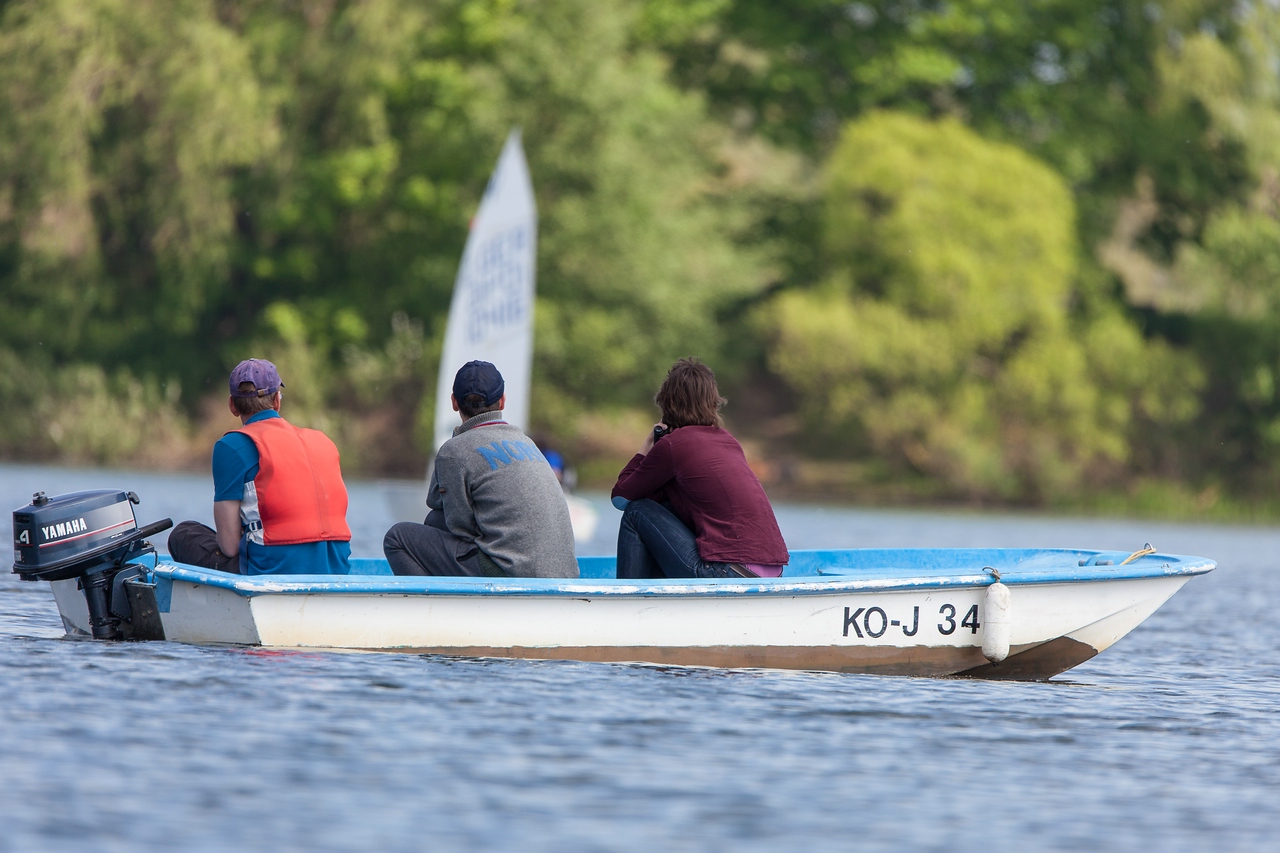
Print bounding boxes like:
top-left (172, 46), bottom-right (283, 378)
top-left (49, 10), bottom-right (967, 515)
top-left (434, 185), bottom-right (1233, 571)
top-left (427, 411), bottom-right (579, 578)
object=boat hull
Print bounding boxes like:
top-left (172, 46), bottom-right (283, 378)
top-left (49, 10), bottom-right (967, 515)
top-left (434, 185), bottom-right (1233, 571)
top-left (49, 556), bottom-right (1198, 680)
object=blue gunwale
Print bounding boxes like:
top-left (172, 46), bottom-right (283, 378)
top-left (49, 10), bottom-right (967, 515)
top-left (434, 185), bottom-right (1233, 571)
top-left (143, 548), bottom-right (1216, 599)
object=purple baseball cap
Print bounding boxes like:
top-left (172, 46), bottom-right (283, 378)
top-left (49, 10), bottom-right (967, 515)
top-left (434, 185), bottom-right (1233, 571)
top-left (452, 360), bottom-right (504, 406)
top-left (229, 358), bottom-right (284, 398)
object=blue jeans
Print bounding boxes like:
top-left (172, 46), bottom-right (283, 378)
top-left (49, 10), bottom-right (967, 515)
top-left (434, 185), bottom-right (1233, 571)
top-left (616, 499), bottom-right (742, 579)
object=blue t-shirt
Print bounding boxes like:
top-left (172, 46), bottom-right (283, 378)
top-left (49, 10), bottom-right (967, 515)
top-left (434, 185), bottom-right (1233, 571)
top-left (212, 410), bottom-right (351, 576)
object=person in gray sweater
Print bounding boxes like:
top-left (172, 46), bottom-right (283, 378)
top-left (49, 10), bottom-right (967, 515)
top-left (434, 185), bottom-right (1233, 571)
top-left (383, 361), bottom-right (579, 578)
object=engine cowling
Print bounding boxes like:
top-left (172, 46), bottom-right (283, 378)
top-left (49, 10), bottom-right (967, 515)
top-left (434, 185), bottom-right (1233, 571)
top-left (12, 489), bottom-right (171, 639)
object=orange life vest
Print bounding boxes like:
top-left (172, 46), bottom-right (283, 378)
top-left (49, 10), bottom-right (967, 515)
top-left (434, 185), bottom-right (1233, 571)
top-left (233, 417), bottom-right (352, 545)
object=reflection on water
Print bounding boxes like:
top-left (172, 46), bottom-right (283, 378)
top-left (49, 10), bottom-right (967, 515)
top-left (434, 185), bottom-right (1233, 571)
top-left (1, 464), bottom-right (1277, 851)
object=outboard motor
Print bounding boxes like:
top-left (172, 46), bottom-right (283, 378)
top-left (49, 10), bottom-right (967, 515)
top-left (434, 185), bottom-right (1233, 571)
top-left (12, 490), bottom-right (172, 640)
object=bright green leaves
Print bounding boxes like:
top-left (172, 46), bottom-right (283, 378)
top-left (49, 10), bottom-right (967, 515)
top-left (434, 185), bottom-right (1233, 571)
top-left (1173, 208), bottom-right (1280, 317)
top-left (636, 0), bottom-right (732, 47)
top-left (825, 112), bottom-right (1076, 343)
top-left (766, 112), bottom-right (1199, 499)
top-left (478, 1), bottom-right (763, 409)
top-left (0, 0), bottom-right (1263, 496)
top-left (0, 0), bottom-right (271, 364)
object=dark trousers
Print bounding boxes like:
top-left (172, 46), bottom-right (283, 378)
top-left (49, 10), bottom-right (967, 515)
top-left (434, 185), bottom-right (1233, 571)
top-left (167, 521), bottom-right (239, 573)
top-left (383, 510), bottom-right (495, 577)
top-left (616, 499), bottom-right (745, 579)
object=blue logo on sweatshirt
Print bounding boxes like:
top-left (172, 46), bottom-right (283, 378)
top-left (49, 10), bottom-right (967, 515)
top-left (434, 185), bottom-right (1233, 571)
top-left (475, 439), bottom-right (547, 471)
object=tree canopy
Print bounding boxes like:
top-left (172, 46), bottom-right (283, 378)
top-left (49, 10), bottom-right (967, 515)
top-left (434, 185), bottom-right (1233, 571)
top-left (3, 0), bottom-right (1280, 509)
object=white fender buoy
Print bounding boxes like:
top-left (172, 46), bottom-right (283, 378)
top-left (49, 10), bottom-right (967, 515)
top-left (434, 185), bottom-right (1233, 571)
top-left (982, 581), bottom-right (1011, 663)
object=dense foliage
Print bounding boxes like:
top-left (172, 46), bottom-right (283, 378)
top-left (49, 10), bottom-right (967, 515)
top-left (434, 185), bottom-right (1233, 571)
top-left (2, 0), bottom-right (1280, 509)
top-left (766, 112), bottom-right (1198, 499)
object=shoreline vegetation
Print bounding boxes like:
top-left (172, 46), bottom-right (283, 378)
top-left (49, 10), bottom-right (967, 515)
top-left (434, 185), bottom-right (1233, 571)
top-left (6, 1), bottom-right (1280, 521)
top-left (6, 397), bottom-right (1279, 526)
top-left (9, 452), bottom-right (1279, 527)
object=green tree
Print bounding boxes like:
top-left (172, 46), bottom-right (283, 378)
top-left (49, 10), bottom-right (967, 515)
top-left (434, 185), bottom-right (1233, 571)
top-left (1103, 3), bottom-right (1280, 495)
top-left (765, 112), bottom-right (1198, 499)
top-left (0, 0), bottom-right (273, 373)
top-left (0, 0), bottom-right (768, 474)
top-left (225, 0), bottom-right (766, 435)
top-left (646, 0), bottom-right (1250, 234)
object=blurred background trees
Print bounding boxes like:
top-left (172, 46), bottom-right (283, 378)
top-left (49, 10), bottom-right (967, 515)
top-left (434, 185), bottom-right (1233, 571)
top-left (3, 0), bottom-right (1280, 512)
top-left (764, 111), bottom-right (1198, 501)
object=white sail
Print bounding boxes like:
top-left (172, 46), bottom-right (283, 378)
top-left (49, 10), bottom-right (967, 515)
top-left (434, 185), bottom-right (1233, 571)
top-left (433, 129), bottom-right (537, 450)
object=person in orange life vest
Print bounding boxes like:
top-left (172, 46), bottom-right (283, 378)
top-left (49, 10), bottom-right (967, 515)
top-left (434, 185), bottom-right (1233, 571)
top-left (167, 359), bottom-right (352, 575)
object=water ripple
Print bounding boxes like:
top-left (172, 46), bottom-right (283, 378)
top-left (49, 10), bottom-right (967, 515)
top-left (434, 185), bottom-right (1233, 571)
top-left (1, 466), bottom-right (1279, 851)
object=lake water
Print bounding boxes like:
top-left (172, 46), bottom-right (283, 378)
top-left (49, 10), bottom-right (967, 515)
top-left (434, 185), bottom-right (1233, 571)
top-left (1, 464), bottom-right (1277, 851)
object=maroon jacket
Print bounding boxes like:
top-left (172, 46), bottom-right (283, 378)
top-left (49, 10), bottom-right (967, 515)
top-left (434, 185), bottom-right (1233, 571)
top-left (611, 425), bottom-right (789, 565)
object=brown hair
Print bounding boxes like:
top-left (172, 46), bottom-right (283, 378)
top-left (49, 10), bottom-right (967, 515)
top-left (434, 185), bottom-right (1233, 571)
top-left (232, 382), bottom-right (279, 417)
top-left (655, 358), bottom-right (725, 429)
top-left (457, 394), bottom-right (502, 420)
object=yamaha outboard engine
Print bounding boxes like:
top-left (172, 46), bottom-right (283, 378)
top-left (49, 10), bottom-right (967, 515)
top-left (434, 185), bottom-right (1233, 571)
top-left (12, 490), bottom-right (172, 640)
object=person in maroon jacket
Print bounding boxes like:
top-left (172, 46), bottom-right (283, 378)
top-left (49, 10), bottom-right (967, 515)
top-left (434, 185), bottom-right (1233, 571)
top-left (611, 358), bottom-right (789, 579)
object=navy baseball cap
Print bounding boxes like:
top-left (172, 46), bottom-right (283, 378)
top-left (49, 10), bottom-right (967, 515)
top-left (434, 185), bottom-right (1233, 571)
top-left (452, 360), bottom-right (504, 406)
top-left (229, 359), bottom-right (284, 398)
